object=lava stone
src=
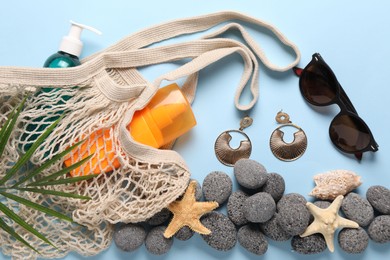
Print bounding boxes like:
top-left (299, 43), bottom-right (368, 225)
top-left (277, 193), bottom-right (307, 208)
top-left (201, 212), bottom-right (237, 251)
top-left (341, 192), bottom-right (374, 227)
top-left (368, 215), bottom-right (390, 243)
top-left (366, 185), bottom-right (390, 215)
top-left (194, 180), bottom-right (203, 201)
top-left (174, 226), bottom-right (194, 241)
top-left (145, 226), bottom-right (173, 255)
top-left (237, 224), bottom-right (268, 255)
top-left (113, 223), bottom-right (146, 252)
top-left (291, 234), bottom-right (327, 254)
top-left (227, 190), bottom-right (249, 226)
top-left (313, 200), bottom-right (331, 209)
top-left (338, 227), bottom-right (369, 254)
top-left (261, 172), bottom-right (285, 202)
top-left (260, 215), bottom-right (291, 241)
top-left (146, 208), bottom-right (172, 226)
top-left (202, 171), bottom-right (232, 205)
top-left (276, 194), bottom-right (310, 236)
top-left (243, 192), bottom-right (276, 223)
top-left (234, 159), bottom-right (268, 190)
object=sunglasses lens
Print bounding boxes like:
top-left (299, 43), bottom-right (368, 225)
top-left (300, 63), bottom-right (338, 105)
top-left (330, 114), bottom-right (371, 152)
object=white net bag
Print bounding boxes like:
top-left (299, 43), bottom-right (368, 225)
top-left (0, 11), bottom-right (300, 259)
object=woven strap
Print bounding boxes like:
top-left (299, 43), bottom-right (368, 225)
top-left (0, 11), bottom-right (299, 110)
top-left (0, 11), bottom-right (300, 168)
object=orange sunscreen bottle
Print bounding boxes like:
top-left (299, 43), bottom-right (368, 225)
top-left (64, 83), bottom-right (196, 176)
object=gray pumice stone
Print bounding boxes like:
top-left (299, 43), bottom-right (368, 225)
top-left (366, 185), bottom-right (390, 215)
top-left (201, 212), bottom-right (237, 251)
top-left (276, 193), bottom-right (310, 236)
top-left (291, 234), bottom-right (327, 254)
top-left (146, 208), bottom-right (172, 226)
top-left (145, 226), bottom-right (173, 255)
top-left (243, 192), bottom-right (276, 223)
top-left (260, 215), bottom-right (291, 241)
top-left (367, 215), bottom-right (390, 243)
top-left (341, 192), bottom-right (374, 227)
top-left (202, 171), bottom-right (232, 205)
top-left (234, 159), bottom-right (268, 190)
top-left (174, 226), bottom-right (194, 241)
top-left (227, 190), bottom-right (249, 226)
top-left (237, 224), bottom-right (268, 255)
top-left (113, 223), bottom-right (146, 252)
top-left (338, 227), bottom-right (369, 254)
top-left (261, 172), bottom-right (285, 202)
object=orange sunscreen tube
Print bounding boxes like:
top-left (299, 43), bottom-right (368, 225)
top-left (64, 83), bottom-right (196, 176)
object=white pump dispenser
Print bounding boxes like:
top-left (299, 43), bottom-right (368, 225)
top-left (59, 20), bottom-right (102, 57)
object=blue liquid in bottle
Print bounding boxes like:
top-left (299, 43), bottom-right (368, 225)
top-left (21, 21), bottom-right (101, 153)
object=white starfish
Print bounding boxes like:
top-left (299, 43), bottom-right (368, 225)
top-left (300, 195), bottom-right (359, 252)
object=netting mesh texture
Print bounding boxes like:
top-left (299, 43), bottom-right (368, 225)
top-left (0, 77), bottom-right (189, 259)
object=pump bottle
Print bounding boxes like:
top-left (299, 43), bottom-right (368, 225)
top-left (22, 21), bottom-right (101, 152)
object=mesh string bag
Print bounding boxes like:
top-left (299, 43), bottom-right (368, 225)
top-left (0, 11), bottom-right (300, 259)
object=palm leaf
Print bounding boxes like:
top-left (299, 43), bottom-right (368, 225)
top-left (12, 139), bottom-right (86, 187)
top-left (28, 174), bottom-right (99, 187)
top-left (0, 217), bottom-right (39, 254)
top-left (0, 99), bottom-right (100, 253)
top-left (27, 155), bottom-right (94, 187)
top-left (0, 115), bottom-right (63, 186)
top-left (0, 192), bottom-right (72, 223)
top-left (0, 97), bottom-right (27, 158)
top-left (0, 201), bottom-right (55, 248)
top-left (15, 188), bottom-right (91, 200)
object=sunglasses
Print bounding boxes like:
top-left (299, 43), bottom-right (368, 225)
top-left (293, 53), bottom-right (378, 160)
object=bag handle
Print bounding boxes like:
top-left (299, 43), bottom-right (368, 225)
top-left (0, 11), bottom-right (299, 112)
top-left (84, 10), bottom-right (300, 72)
top-left (85, 10), bottom-right (300, 110)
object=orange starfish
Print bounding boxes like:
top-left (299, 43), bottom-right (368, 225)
top-left (164, 180), bottom-right (219, 238)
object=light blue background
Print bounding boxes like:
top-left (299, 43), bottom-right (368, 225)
top-left (1, 0), bottom-right (389, 259)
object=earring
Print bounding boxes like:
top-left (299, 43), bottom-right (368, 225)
top-left (214, 116), bottom-right (253, 166)
top-left (269, 111), bottom-right (307, 161)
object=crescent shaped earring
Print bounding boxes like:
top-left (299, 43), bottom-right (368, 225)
top-left (214, 116), bottom-right (253, 166)
top-left (270, 111), bottom-right (307, 161)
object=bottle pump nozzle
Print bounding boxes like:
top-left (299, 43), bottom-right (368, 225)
top-left (59, 20), bottom-right (102, 57)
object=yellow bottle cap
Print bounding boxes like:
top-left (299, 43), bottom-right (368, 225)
top-left (129, 83), bottom-right (196, 148)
